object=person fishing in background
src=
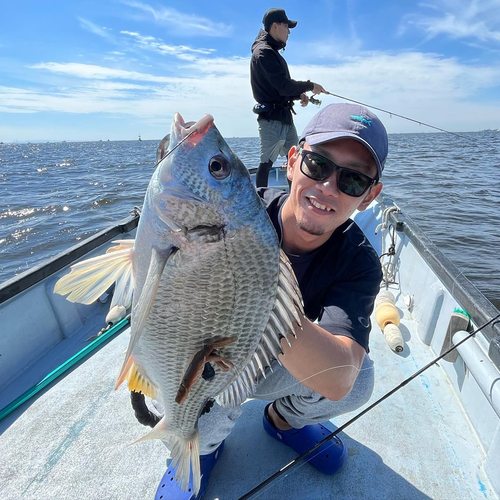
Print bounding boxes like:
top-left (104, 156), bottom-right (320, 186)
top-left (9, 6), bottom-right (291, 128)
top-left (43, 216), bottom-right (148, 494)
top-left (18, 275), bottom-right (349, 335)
top-left (157, 103), bottom-right (388, 499)
top-left (251, 8), bottom-right (326, 188)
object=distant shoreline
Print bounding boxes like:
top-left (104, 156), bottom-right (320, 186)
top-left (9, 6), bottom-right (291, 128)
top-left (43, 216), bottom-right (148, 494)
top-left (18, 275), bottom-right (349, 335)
top-left (2, 129), bottom-right (498, 145)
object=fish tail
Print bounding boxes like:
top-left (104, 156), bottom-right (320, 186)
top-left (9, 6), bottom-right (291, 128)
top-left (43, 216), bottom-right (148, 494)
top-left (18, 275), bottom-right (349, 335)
top-left (54, 240), bottom-right (134, 306)
top-left (133, 417), bottom-right (201, 494)
top-left (171, 431), bottom-right (201, 494)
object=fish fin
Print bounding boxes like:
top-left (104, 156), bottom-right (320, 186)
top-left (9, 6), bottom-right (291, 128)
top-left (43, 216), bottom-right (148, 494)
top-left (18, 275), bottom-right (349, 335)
top-left (215, 354), bottom-right (263, 408)
top-left (54, 240), bottom-right (135, 306)
top-left (116, 247), bottom-right (171, 383)
top-left (134, 418), bottom-right (201, 494)
top-left (216, 250), bottom-right (304, 409)
top-left (106, 239), bottom-right (135, 253)
top-left (276, 249), bottom-right (304, 326)
top-left (114, 355), bottom-right (158, 398)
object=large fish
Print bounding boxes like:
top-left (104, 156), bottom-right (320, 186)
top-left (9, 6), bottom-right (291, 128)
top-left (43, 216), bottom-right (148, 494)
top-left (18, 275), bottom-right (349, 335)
top-left (54, 113), bottom-right (303, 494)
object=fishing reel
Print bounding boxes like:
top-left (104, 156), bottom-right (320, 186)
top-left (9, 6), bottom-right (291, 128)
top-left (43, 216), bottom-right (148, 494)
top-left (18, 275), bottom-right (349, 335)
top-left (308, 95), bottom-right (322, 106)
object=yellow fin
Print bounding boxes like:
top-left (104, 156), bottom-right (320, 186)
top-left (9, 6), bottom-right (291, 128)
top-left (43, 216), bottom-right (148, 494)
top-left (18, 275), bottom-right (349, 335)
top-left (115, 356), bottom-right (157, 399)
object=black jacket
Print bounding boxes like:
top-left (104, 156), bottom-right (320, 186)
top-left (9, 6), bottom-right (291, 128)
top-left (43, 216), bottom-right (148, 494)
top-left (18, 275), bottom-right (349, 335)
top-left (250, 29), bottom-right (313, 125)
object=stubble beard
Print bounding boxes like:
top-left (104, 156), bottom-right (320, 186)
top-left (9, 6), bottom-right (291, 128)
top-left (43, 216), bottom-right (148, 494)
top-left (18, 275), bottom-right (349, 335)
top-left (296, 217), bottom-right (325, 236)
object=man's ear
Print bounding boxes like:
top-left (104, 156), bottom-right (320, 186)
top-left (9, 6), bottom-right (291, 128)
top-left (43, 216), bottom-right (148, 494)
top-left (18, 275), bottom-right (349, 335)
top-left (358, 182), bottom-right (383, 211)
top-left (287, 145), bottom-right (299, 181)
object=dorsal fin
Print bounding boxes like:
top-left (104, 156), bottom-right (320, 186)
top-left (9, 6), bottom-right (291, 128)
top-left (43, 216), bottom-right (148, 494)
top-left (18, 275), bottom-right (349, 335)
top-left (216, 250), bottom-right (303, 408)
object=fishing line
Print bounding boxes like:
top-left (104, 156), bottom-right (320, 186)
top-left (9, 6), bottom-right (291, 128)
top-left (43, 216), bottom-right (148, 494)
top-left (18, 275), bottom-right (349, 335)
top-left (152, 126), bottom-right (197, 169)
top-left (238, 311), bottom-right (500, 500)
top-left (252, 363), bottom-right (372, 399)
top-left (321, 91), bottom-right (469, 139)
top-left (322, 92), bottom-right (500, 155)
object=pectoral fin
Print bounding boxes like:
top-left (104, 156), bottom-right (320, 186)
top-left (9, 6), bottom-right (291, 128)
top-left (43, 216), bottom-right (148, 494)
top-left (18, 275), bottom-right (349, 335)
top-left (54, 239), bottom-right (134, 308)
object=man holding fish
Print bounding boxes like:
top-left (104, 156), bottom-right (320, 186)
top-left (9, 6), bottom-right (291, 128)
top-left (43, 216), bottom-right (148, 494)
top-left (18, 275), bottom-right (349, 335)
top-left (155, 103), bottom-right (388, 499)
top-left (55, 101), bottom-right (387, 499)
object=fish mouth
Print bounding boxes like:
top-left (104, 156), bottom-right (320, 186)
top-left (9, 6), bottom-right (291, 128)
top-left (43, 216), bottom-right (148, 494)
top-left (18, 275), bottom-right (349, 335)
top-left (171, 113), bottom-right (215, 151)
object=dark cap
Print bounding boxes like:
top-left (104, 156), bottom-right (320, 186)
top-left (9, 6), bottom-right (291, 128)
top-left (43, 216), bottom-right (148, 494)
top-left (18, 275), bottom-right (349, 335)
top-left (262, 8), bottom-right (297, 28)
top-left (299, 103), bottom-right (389, 178)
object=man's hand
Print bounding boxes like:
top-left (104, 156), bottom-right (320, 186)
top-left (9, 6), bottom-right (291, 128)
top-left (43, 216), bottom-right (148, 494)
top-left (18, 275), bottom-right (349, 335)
top-left (311, 82), bottom-right (326, 95)
top-left (300, 93), bottom-right (309, 107)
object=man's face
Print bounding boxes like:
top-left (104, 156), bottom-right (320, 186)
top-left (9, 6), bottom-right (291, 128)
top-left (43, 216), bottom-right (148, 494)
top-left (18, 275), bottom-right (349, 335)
top-left (272, 22), bottom-right (290, 43)
top-left (285, 138), bottom-right (383, 241)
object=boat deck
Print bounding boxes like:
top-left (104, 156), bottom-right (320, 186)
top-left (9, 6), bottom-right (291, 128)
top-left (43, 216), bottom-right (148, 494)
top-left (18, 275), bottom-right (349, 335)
top-left (1, 292), bottom-right (496, 500)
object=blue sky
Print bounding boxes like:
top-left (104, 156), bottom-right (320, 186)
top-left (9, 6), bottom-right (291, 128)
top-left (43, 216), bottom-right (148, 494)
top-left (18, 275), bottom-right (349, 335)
top-left (1, 0), bottom-right (500, 141)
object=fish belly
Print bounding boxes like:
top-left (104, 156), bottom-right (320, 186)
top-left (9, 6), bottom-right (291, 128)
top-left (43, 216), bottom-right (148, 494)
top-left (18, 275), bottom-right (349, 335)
top-left (132, 225), bottom-right (279, 436)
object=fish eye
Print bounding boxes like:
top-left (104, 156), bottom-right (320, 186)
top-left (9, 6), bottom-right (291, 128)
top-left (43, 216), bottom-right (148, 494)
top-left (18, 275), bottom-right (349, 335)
top-left (208, 154), bottom-right (231, 180)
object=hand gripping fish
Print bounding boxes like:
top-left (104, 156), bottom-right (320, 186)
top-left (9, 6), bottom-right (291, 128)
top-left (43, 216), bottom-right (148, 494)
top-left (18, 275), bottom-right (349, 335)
top-left (54, 113), bottom-right (303, 494)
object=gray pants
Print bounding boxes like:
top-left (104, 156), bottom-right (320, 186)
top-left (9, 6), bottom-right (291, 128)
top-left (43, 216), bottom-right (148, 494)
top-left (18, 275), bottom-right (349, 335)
top-left (258, 120), bottom-right (299, 163)
top-left (198, 354), bottom-right (374, 455)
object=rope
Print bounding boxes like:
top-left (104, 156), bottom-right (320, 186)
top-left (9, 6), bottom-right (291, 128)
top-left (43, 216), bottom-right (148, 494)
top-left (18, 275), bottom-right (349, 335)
top-left (375, 206), bottom-right (400, 288)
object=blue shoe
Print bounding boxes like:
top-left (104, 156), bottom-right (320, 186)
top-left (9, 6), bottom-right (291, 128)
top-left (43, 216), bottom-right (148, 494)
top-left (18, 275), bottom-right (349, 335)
top-left (155, 441), bottom-right (225, 500)
top-left (263, 403), bottom-right (347, 475)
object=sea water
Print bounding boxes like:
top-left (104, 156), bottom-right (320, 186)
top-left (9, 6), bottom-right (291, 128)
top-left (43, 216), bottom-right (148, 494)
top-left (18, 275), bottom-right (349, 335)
top-left (1, 131), bottom-right (499, 308)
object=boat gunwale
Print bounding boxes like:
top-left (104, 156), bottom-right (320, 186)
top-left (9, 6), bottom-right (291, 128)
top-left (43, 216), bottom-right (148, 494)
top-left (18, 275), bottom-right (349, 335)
top-left (0, 211), bottom-right (140, 305)
top-left (378, 193), bottom-right (500, 368)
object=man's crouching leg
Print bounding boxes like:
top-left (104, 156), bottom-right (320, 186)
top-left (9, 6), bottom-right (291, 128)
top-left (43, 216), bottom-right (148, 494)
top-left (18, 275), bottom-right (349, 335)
top-left (274, 355), bottom-right (374, 428)
top-left (258, 355), bottom-right (374, 475)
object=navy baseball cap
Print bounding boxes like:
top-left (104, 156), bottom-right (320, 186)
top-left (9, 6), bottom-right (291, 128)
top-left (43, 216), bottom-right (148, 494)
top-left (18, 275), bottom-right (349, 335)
top-left (262, 8), bottom-right (297, 28)
top-left (299, 103), bottom-right (389, 179)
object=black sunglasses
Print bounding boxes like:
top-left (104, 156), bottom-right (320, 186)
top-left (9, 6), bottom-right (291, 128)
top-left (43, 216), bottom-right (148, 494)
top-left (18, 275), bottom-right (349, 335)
top-left (299, 149), bottom-right (377, 197)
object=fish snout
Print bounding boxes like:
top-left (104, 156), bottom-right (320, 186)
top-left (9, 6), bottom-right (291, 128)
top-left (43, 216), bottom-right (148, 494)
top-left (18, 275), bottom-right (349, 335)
top-left (172, 113), bottom-right (215, 149)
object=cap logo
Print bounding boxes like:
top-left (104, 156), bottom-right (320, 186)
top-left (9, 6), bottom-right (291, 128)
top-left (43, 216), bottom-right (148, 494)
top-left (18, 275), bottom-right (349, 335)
top-left (350, 115), bottom-right (371, 126)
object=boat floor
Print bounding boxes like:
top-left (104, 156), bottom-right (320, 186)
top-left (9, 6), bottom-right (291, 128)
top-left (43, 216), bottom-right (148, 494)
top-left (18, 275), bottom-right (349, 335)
top-left (1, 293), bottom-right (497, 500)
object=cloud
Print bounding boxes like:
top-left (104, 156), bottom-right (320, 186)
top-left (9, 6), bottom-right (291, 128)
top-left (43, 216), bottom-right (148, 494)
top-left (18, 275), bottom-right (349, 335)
top-left (29, 62), bottom-right (175, 82)
top-left (121, 31), bottom-right (215, 60)
top-left (291, 36), bottom-right (363, 62)
top-left (3, 49), bottom-right (500, 140)
top-left (78, 17), bottom-right (116, 43)
top-left (121, 1), bottom-right (233, 37)
top-left (403, 0), bottom-right (500, 43)
top-left (1, 55), bottom-right (253, 118)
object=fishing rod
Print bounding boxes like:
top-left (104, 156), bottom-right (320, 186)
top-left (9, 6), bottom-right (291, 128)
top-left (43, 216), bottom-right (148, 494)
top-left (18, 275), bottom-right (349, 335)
top-left (238, 311), bottom-right (500, 500)
top-left (314, 91), bottom-right (469, 140)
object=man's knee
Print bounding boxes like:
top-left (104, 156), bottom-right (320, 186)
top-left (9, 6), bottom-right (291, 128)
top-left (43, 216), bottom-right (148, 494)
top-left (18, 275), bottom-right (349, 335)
top-left (275, 369), bottom-right (374, 425)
